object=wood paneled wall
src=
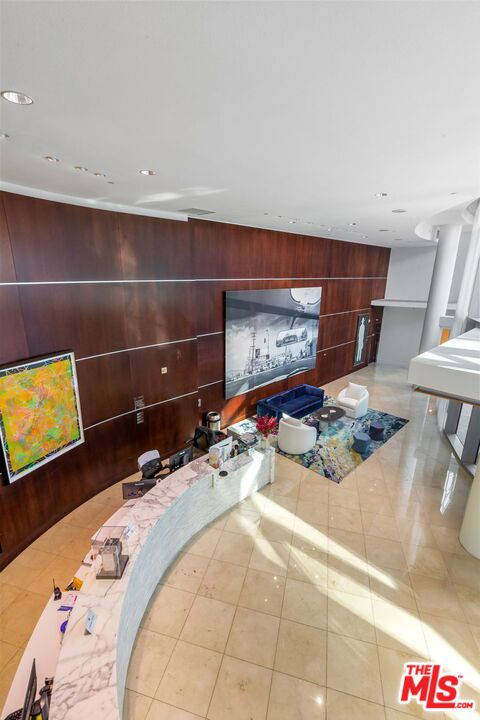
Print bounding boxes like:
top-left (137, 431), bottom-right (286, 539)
top-left (0, 191), bottom-right (389, 567)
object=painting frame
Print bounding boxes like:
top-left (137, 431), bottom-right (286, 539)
top-left (353, 313), bottom-right (370, 367)
top-left (0, 351), bottom-right (84, 484)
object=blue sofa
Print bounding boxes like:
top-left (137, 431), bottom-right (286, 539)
top-left (257, 384), bottom-right (325, 422)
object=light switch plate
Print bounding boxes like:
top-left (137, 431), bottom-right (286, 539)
top-left (161, 367), bottom-right (168, 374)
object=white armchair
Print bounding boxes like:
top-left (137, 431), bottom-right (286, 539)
top-left (277, 415), bottom-right (317, 455)
top-left (337, 382), bottom-right (369, 418)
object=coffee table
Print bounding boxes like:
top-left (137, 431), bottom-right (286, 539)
top-left (314, 406), bottom-right (346, 430)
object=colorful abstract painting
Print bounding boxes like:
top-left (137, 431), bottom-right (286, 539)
top-left (0, 352), bottom-right (84, 483)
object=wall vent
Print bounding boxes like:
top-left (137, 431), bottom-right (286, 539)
top-left (178, 208), bottom-right (216, 216)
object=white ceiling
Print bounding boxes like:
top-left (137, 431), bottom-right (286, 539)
top-left (1, 1), bottom-right (479, 248)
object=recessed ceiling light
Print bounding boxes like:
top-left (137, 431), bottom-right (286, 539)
top-left (94, 172), bottom-right (106, 177)
top-left (0, 132), bottom-right (9, 140)
top-left (288, 220), bottom-right (296, 224)
top-left (375, 192), bottom-right (388, 197)
top-left (139, 169), bottom-right (156, 176)
top-left (392, 209), bottom-right (407, 213)
top-left (1, 90), bottom-right (33, 105)
top-left (44, 155), bottom-right (59, 163)
top-left (349, 222), bottom-right (357, 226)
top-left (378, 229), bottom-right (389, 232)
top-left (74, 165), bottom-right (88, 172)
top-left (361, 235), bottom-right (368, 239)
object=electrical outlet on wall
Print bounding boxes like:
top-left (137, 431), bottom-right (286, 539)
top-left (161, 367), bottom-right (168, 374)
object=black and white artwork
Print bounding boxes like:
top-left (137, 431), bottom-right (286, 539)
top-left (353, 313), bottom-right (369, 367)
top-left (225, 287), bottom-right (321, 399)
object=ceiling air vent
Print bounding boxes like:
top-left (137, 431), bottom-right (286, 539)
top-left (178, 208), bottom-right (216, 216)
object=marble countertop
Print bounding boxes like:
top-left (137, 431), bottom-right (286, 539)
top-left (48, 447), bottom-right (273, 720)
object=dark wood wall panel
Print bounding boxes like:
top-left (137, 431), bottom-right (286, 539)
top-left (18, 283), bottom-right (128, 358)
top-left (129, 341), bottom-right (198, 406)
top-left (21, 343), bottom-right (198, 433)
top-left (123, 283), bottom-right (197, 347)
top-left (192, 221), bottom-right (336, 279)
top-left (76, 353), bottom-right (134, 428)
top-left (0, 287), bottom-right (29, 365)
top-left (197, 335), bottom-right (224, 386)
top-left (3, 192), bottom-right (124, 282)
top-left (318, 310), bottom-right (370, 350)
top-left (0, 191), bottom-right (388, 568)
top-left (0, 195), bottom-right (16, 282)
top-left (117, 213), bottom-right (193, 280)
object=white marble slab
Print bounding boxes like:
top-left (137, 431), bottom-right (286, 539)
top-left (49, 448), bottom-right (274, 720)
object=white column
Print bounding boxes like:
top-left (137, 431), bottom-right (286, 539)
top-left (419, 223), bottom-right (462, 353)
top-left (451, 199), bottom-right (480, 338)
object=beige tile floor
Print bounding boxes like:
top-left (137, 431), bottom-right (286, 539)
top-left (125, 366), bottom-right (480, 720)
top-left (1, 365), bottom-right (479, 720)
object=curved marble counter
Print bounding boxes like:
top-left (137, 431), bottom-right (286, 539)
top-left (49, 447), bottom-right (274, 720)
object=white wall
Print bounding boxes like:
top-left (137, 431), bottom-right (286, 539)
top-left (377, 247), bottom-right (435, 367)
top-left (377, 235), bottom-right (473, 368)
top-left (383, 246), bottom-right (436, 302)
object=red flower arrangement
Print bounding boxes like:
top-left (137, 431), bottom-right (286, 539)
top-left (256, 414), bottom-right (278, 438)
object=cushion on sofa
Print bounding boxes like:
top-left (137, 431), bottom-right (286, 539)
top-left (293, 386), bottom-right (307, 398)
top-left (348, 382), bottom-right (367, 400)
top-left (269, 396), bottom-right (286, 408)
top-left (282, 415), bottom-right (302, 426)
top-left (340, 397), bottom-right (357, 408)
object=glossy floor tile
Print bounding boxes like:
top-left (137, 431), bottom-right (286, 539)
top-left (125, 365), bottom-right (479, 719)
top-left (1, 365), bottom-right (479, 719)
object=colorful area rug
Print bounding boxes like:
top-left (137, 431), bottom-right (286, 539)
top-left (276, 399), bottom-right (408, 483)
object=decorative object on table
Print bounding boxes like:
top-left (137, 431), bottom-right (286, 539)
top-left (227, 417), bottom-right (258, 440)
top-left (274, 395), bottom-right (408, 483)
top-left (277, 416), bottom-right (317, 455)
top-left (84, 608), bottom-right (97, 635)
top-left (369, 420), bottom-right (385, 440)
top-left (353, 313), bottom-right (370, 367)
top-left (315, 405), bottom-right (346, 430)
top-left (352, 431), bottom-right (371, 455)
top-left (208, 435), bottom-right (233, 467)
top-left (337, 382), bottom-right (369, 418)
top-left (52, 579), bottom-right (62, 601)
top-left (65, 576), bottom-right (83, 591)
top-left (225, 287), bottom-right (322, 400)
top-left (255, 414), bottom-right (278, 449)
top-left (257, 384), bottom-right (324, 422)
top-left (206, 411), bottom-right (221, 431)
top-left (208, 445), bottom-right (222, 469)
top-left (0, 351), bottom-right (84, 484)
top-left (95, 526), bottom-right (129, 579)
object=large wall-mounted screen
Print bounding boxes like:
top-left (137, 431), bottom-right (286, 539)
top-left (0, 352), bottom-right (84, 483)
top-left (225, 287), bottom-right (322, 400)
